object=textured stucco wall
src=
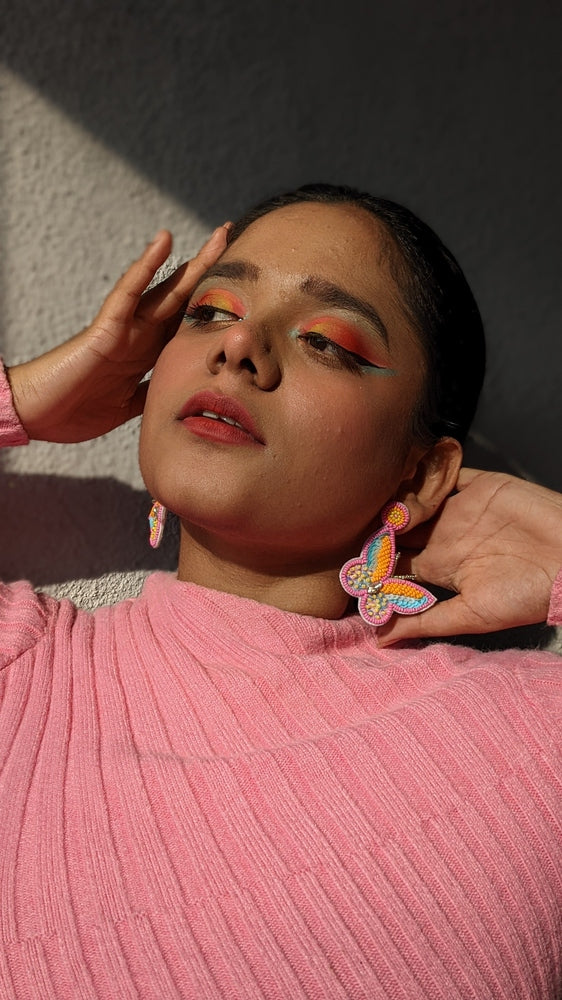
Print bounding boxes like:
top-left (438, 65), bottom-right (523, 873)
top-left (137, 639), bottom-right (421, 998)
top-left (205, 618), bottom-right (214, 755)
top-left (1, 0), bottom-right (561, 603)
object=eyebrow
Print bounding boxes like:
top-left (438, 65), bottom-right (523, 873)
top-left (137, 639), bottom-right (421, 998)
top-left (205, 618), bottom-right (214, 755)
top-left (198, 259), bottom-right (389, 346)
top-left (300, 276), bottom-right (389, 347)
top-left (200, 260), bottom-right (261, 283)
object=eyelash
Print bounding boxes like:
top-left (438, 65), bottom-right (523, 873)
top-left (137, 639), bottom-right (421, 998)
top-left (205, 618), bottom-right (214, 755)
top-left (298, 333), bottom-right (381, 374)
top-left (184, 305), bottom-right (381, 374)
top-left (184, 304), bottom-right (242, 326)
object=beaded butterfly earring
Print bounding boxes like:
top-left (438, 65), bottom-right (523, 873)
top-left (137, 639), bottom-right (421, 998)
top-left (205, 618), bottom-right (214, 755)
top-left (339, 501), bottom-right (436, 626)
top-left (148, 500), bottom-right (167, 549)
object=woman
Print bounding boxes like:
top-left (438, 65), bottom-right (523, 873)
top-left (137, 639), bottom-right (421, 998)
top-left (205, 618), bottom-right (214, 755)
top-left (1, 184), bottom-right (561, 999)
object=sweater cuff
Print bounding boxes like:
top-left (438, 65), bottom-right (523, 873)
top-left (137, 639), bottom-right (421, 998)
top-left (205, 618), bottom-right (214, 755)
top-left (547, 568), bottom-right (562, 627)
top-left (0, 360), bottom-right (29, 447)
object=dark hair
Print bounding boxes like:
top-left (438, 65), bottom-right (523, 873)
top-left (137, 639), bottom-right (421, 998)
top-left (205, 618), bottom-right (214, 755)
top-left (227, 183), bottom-right (486, 445)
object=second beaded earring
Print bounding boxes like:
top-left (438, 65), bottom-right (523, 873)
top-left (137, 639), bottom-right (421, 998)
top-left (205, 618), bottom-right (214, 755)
top-left (148, 500), bottom-right (167, 549)
top-left (339, 501), bottom-right (436, 625)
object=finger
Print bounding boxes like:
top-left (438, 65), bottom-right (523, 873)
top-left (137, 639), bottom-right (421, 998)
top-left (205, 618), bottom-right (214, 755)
top-left (141, 224), bottom-right (231, 322)
top-left (394, 521), bottom-right (435, 551)
top-left (394, 547), bottom-right (455, 591)
top-left (125, 380), bottom-right (150, 420)
top-left (455, 467), bottom-right (488, 491)
top-left (393, 548), bottom-right (421, 576)
top-left (93, 230), bottom-right (174, 331)
top-left (394, 492), bottom-right (464, 552)
top-left (108, 380), bottom-right (151, 428)
top-left (393, 506), bottom-right (454, 552)
top-left (376, 595), bottom-right (479, 646)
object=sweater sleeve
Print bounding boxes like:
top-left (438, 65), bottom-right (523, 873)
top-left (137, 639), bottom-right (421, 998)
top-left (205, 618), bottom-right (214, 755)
top-left (547, 568), bottom-right (562, 627)
top-left (0, 359), bottom-right (29, 447)
top-left (0, 581), bottom-right (51, 668)
top-left (0, 360), bottom-right (51, 667)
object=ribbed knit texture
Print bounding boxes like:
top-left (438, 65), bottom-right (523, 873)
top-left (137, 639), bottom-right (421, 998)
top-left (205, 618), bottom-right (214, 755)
top-left (1, 372), bottom-right (561, 998)
top-left (0, 360), bottom-right (29, 447)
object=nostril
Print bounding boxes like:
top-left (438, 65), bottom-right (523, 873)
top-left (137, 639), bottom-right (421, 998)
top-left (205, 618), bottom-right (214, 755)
top-left (241, 358), bottom-right (258, 374)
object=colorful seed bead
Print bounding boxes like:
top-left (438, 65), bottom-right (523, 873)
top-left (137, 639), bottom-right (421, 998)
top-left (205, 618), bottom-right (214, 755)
top-left (381, 501), bottom-right (410, 531)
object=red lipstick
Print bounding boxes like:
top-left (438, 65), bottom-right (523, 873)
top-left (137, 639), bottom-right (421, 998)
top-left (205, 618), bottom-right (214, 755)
top-left (179, 390), bottom-right (265, 446)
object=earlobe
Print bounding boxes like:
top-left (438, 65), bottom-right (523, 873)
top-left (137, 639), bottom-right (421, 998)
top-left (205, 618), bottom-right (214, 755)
top-left (397, 437), bottom-right (463, 527)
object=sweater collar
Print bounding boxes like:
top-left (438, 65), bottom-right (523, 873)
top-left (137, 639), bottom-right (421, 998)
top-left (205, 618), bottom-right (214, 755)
top-left (140, 572), bottom-right (380, 657)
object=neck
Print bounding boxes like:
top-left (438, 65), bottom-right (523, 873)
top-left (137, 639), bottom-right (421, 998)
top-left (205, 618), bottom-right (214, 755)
top-left (176, 524), bottom-right (352, 619)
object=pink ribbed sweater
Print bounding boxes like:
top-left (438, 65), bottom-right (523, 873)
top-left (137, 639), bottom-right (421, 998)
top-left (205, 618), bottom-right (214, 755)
top-left (1, 372), bottom-right (561, 999)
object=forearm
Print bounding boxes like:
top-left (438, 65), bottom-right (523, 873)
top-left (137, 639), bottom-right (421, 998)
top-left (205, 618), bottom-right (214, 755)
top-left (0, 227), bottom-right (229, 446)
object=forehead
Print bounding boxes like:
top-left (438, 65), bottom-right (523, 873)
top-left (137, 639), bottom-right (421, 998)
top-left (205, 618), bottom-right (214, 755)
top-left (221, 202), bottom-right (412, 329)
top-left (225, 202), bottom-right (392, 281)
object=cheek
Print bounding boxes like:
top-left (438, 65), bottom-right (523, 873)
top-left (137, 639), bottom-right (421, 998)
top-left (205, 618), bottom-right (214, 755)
top-left (142, 336), bottom-right (205, 430)
top-left (282, 382), bottom-right (413, 511)
top-left (138, 345), bottom-right (184, 483)
top-left (291, 380), bottom-right (411, 463)
top-left (149, 336), bottom-right (198, 392)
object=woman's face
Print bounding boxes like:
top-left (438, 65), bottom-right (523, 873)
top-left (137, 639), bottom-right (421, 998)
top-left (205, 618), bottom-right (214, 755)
top-left (140, 202), bottom-right (427, 568)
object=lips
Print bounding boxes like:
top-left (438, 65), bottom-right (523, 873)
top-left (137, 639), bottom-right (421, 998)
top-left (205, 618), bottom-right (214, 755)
top-left (179, 390), bottom-right (265, 445)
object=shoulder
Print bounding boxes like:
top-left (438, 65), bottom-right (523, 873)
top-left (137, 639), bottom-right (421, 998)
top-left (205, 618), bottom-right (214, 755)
top-left (0, 580), bottom-right (55, 667)
top-left (0, 579), bottom-right (119, 672)
top-left (509, 647), bottom-right (562, 735)
top-left (421, 639), bottom-right (562, 751)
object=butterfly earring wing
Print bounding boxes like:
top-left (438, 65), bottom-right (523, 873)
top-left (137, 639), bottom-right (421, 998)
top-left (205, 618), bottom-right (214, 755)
top-left (148, 500), bottom-right (167, 549)
top-left (339, 502), bottom-right (436, 626)
top-left (340, 523), bottom-right (397, 596)
top-left (360, 577), bottom-right (436, 625)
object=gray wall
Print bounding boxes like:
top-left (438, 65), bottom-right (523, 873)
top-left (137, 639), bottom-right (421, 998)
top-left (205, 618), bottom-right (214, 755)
top-left (1, 0), bottom-right (561, 594)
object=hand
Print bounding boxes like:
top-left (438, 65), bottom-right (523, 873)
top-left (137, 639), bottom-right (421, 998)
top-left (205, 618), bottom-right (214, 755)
top-left (7, 226), bottom-right (230, 442)
top-left (378, 469), bottom-right (562, 645)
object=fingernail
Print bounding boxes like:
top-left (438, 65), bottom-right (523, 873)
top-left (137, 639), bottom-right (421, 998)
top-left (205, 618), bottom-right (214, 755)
top-left (148, 229), bottom-right (167, 246)
top-left (203, 224), bottom-right (230, 247)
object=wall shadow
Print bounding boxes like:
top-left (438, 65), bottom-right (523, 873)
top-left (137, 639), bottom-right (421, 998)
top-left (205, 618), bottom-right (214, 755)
top-left (2, 0), bottom-right (561, 225)
top-left (2, 0), bottom-right (561, 490)
top-left (0, 472), bottom-right (178, 585)
top-left (0, 428), bottom-right (511, 586)
top-left (1, 1), bottom-right (561, 491)
top-left (2, 468), bottom-right (557, 653)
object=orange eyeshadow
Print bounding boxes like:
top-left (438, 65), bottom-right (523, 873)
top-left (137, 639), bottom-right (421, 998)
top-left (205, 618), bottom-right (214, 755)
top-left (195, 289), bottom-right (245, 315)
top-left (305, 317), bottom-right (385, 367)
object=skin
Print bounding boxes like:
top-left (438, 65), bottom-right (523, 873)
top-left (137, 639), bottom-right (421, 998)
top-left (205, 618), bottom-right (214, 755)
top-left (5, 228), bottom-right (232, 442)
top-left (7, 217), bottom-right (562, 633)
top-left (139, 203), bottom-right (462, 616)
top-left (378, 468), bottom-right (562, 644)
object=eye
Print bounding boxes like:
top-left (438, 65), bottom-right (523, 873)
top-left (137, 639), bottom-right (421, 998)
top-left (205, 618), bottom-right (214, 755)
top-left (183, 288), bottom-right (246, 327)
top-left (184, 303), bottom-right (242, 326)
top-left (299, 332), bottom-right (383, 374)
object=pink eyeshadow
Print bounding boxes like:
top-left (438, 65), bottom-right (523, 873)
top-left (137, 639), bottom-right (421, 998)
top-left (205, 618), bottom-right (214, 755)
top-left (307, 318), bottom-right (382, 366)
top-left (196, 289), bottom-right (245, 314)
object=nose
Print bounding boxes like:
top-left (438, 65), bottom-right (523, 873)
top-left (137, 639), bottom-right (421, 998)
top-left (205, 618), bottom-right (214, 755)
top-left (206, 320), bottom-right (281, 390)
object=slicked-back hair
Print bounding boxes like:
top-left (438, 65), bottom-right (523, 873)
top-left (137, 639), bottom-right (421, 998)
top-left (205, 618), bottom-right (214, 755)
top-left (227, 183), bottom-right (486, 446)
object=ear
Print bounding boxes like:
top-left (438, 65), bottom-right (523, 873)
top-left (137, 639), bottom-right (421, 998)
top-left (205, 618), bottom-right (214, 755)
top-left (396, 437), bottom-right (463, 527)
